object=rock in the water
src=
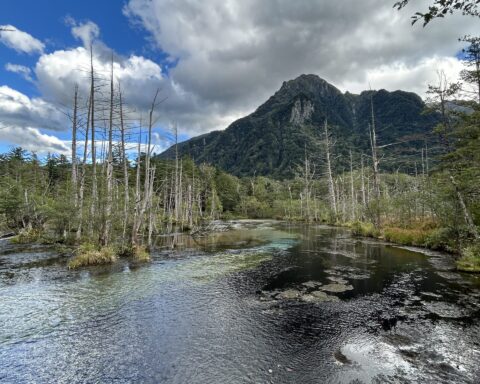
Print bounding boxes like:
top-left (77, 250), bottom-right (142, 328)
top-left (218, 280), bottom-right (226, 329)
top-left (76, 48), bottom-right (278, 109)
top-left (302, 290), bottom-right (340, 303)
top-left (302, 280), bottom-right (322, 288)
top-left (320, 283), bottom-right (354, 293)
top-left (277, 289), bottom-right (301, 300)
top-left (327, 276), bottom-right (349, 285)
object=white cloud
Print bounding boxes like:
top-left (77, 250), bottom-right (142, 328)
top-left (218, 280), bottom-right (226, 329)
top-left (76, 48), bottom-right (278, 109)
top-left (0, 86), bottom-right (66, 131)
top-left (0, 25), bottom-right (44, 54)
top-left (35, 45), bottom-right (167, 111)
top-left (5, 63), bottom-right (33, 81)
top-left (0, 125), bottom-right (69, 155)
top-left (124, 0), bottom-right (478, 134)
top-left (66, 18), bottom-right (100, 48)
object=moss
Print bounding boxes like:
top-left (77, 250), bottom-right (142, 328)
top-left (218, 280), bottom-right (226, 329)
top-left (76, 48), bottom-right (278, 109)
top-left (68, 244), bottom-right (117, 269)
top-left (383, 227), bottom-right (431, 246)
top-left (456, 244), bottom-right (480, 272)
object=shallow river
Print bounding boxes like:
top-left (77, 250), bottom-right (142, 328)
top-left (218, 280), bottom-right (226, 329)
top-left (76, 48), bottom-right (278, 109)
top-left (1, 221), bottom-right (480, 383)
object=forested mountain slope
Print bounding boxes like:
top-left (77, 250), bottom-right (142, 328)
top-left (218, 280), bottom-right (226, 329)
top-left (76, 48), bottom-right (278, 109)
top-left (160, 74), bottom-right (439, 178)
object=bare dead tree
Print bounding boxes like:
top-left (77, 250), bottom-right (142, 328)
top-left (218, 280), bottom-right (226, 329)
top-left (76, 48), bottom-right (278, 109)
top-left (323, 119), bottom-right (337, 219)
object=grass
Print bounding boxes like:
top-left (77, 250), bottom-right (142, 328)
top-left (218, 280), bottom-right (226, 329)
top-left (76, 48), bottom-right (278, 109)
top-left (117, 244), bottom-right (151, 262)
top-left (132, 246), bottom-right (151, 262)
top-left (383, 227), bottom-right (432, 247)
top-left (456, 244), bottom-right (480, 272)
top-left (68, 244), bottom-right (117, 269)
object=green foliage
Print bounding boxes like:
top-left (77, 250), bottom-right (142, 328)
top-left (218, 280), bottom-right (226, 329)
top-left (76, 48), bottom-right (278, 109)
top-left (350, 221), bottom-right (379, 238)
top-left (159, 75), bottom-right (438, 178)
top-left (456, 243), bottom-right (480, 272)
top-left (11, 228), bottom-right (44, 244)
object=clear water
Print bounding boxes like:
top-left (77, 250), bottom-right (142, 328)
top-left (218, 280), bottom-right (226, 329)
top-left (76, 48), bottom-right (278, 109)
top-left (1, 221), bottom-right (480, 383)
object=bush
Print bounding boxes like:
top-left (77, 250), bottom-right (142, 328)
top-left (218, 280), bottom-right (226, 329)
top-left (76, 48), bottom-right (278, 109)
top-left (68, 244), bottom-right (117, 269)
top-left (11, 228), bottom-right (43, 244)
top-left (133, 246), bottom-right (150, 262)
top-left (117, 244), bottom-right (151, 262)
top-left (350, 221), bottom-right (379, 238)
top-left (456, 243), bottom-right (480, 272)
top-left (424, 227), bottom-right (456, 252)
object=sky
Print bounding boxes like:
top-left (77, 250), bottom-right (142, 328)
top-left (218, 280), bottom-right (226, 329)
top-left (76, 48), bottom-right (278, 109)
top-left (0, 0), bottom-right (477, 157)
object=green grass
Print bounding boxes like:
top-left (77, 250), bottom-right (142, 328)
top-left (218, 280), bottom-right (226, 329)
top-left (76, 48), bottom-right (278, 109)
top-left (132, 246), bottom-right (151, 262)
top-left (383, 227), bottom-right (431, 246)
top-left (68, 244), bottom-right (117, 269)
top-left (456, 244), bottom-right (480, 272)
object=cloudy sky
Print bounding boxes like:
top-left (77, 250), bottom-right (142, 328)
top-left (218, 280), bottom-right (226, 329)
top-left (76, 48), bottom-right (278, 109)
top-left (0, 0), bottom-right (477, 156)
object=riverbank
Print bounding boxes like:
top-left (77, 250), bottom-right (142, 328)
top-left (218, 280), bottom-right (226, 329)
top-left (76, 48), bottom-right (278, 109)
top-left (344, 221), bottom-right (480, 273)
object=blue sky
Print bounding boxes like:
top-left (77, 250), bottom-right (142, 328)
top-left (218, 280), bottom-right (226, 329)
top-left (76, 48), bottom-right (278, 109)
top-left (0, 0), bottom-right (185, 157)
top-left (0, 0), bottom-right (475, 159)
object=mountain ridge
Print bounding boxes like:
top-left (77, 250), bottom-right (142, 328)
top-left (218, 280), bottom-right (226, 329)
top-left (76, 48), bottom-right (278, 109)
top-left (159, 74), bottom-right (438, 178)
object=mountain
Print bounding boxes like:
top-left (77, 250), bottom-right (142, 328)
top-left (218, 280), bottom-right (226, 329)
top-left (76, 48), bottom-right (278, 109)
top-left (159, 74), bottom-right (439, 178)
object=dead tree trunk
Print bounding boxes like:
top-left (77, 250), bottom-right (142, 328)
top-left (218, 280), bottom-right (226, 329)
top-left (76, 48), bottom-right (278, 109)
top-left (369, 96), bottom-right (381, 227)
top-left (71, 84), bottom-right (79, 208)
top-left (102, 54), bottom-right (115, 246)
top-left (350, 150), bottom-right (355, 221)
top-left (76, 94), bottom-right (91, 240)
top-left (324, 120), bottom-right (337, 219)
top-left (119, 84), bottom-right (129, 241)
top-left (89, 44), bottom-right (97, 235)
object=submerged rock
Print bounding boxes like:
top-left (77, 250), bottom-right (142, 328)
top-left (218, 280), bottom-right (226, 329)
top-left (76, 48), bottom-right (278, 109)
top-left (301, 290), bottom-right (340, 303)
top-left (320, 283), bottom-right (354, 293)
top-left (302, 280), bottom-right (322, 288)
top-left (327, 276), bottom-right (349, 285)
top-left (277, 289), bottom-right (302, 300)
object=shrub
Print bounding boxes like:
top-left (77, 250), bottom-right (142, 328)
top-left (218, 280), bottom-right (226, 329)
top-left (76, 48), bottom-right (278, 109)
top-left (350, 221), bottom-right (379, 238)
top-left (11, 228), bottom-right (43, 244)
top-left (424, 227), bottom-right (457, 252)
top-left (68, 244), bottom-right (117, 269)
top-left (133, 246), bottom-right (150, 262)
top-left (456, 243), bottom-right (480, 272)
top-left (117, 244), bottom-right (151, 262)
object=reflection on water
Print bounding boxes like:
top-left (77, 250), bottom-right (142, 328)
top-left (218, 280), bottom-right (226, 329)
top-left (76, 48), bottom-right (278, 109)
top-left (1, 221), bottom-right (480, 383)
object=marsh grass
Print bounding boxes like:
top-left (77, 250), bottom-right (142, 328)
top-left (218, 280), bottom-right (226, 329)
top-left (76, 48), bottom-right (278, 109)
top-left (383, 227), bottom-right (431, 246)
top-left (68, 244), bottom-right (117, 269)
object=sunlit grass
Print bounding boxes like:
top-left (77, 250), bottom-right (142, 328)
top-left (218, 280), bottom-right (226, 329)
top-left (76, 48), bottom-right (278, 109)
top-left (68, 244), bottom-right (117, 269)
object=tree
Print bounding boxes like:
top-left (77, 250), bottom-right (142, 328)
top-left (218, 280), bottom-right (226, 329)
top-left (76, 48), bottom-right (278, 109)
top-left (459, 35), bottom-right (480, 102)
top-left (394, 0), bottom-right (480, 26)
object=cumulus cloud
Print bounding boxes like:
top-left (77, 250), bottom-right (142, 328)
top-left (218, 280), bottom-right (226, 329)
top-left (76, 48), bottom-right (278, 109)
top-left (0, 125), bottom-right (69, 155)
top-left (65, 17), bottom-right (100, 47)
top-left (124, 0), bottom-right (478, 134)
top-left (0, 86), bottom-right (66, 131)
top-left (5, 63), bottom-right (33, 81)
top-left (0, 25), bottom-right (44, 54)
top-left (35, 46), bottom-right (167, 111)
top-left (0, 1), bottom-right (476, 154)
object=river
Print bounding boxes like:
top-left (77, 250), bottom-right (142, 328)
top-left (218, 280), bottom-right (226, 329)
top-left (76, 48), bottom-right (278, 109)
top-left (1, 220), bottom-right (479, 383)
